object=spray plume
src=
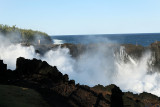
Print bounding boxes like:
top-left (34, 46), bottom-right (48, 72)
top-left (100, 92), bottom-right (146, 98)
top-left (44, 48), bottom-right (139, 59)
top-left (0, 34), bottom-right (160, 97)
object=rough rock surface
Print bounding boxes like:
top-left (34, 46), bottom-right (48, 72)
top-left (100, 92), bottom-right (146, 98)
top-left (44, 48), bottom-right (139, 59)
top-left (39, 41), bottom-right (160, 69)
top-left (0, 57), bottom-right (160, 107)
top-left (0, 58), bottom-right (110, 107)
top-left (32, 41), bottom-right (159, 59)
top-left (92, 84), bottom-right (160, 107)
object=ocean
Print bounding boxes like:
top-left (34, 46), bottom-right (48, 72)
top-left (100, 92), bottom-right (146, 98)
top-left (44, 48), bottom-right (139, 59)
top-left (51, 33), bottom-right (160, 46)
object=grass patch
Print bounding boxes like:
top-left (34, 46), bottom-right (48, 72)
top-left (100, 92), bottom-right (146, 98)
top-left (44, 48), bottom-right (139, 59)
top-left (0, 85), bottom-right (50, 107)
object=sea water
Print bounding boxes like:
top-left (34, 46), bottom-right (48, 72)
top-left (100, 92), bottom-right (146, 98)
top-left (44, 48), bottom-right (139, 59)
top-left (52, 33), bottom-right (160, 46)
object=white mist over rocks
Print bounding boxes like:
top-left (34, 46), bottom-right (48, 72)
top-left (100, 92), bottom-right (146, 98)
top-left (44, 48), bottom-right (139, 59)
top-left (0, 34), bottom-right (160, 97)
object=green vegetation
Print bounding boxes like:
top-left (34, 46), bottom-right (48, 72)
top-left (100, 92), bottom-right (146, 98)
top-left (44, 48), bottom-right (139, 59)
top-left (0, 24), bottom-right (52, 44)
top-left (0, 85), bottom-right (50, 107)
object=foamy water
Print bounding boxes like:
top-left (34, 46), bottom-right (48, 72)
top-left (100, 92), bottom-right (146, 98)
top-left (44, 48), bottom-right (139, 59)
top-left (53, 39), bottom-right (64, 44)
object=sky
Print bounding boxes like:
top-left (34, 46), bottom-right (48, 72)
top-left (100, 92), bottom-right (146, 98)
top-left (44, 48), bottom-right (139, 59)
top-left (0, 0), bottom-right (160, 35)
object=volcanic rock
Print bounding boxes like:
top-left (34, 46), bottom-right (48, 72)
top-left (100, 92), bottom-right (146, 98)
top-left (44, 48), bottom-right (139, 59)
top-left (0, 57), bottom-right (160, 107)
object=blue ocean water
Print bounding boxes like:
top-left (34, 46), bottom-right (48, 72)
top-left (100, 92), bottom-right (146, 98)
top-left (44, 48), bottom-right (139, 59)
top-left (51, 33), bottom-right (160, 46)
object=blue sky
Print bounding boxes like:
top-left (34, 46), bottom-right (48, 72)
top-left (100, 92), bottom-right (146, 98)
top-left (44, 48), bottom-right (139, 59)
top-left (0, 0), bottom-right (160, 35)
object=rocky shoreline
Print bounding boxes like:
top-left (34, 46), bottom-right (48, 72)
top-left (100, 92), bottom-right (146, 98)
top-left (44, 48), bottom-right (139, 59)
top-left (0, 56), bottom-right (160, 107)
top-left (31, 41), bottom-right (160, 70)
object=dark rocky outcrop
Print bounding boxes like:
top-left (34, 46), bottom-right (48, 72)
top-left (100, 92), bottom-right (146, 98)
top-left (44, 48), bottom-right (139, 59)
top-left (120, 41), bottom-right (160, 70)
top-left (110, 85), bottom-right (124, 107)
top-left (121, 44), bottom-right (145, 59)
top-left (34, 43), bottom-right (86, 57)
top-left (0, 60), bottom-right (14, 83)
top-left (32, 41), bottom-right (155, 60)
top-left (48, 41), bottom-right (160, 70)
top-left (0, 57), bottom-right (160, 107)
top-left (92, 84), bottom-right (160, 107)
top-left (0, 57), bottom-right (110, 107)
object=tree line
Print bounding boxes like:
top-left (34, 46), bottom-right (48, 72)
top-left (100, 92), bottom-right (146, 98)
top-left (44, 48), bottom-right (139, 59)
top-left (0, 24), bottom-right (52, 44)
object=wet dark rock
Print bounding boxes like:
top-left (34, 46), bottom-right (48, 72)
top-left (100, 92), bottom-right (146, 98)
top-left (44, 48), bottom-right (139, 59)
top-left (0, 57), bottom-right (111, 107)
top-left (122, 44), bottom-right (145, 58)
top-left (0, 60), bottom-right (15, 83)
top-left (110, 85), bottom-right (124, 107)
top-left (21, 41), bottom-right (160, 67)
top-left (92, 84), bottom-right (160, 107)
top-left (69, 80), bottom-right (75, 85)
top-left (0, 57), bottom-right (160, 107)
top-left (0, 60), bottom-right (7, 72)
top-left (15, 57), bottom-right (67, 85)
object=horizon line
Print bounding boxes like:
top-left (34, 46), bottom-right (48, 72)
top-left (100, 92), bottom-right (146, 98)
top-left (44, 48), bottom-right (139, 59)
top-left (51, 32), bottom-right (160, 36)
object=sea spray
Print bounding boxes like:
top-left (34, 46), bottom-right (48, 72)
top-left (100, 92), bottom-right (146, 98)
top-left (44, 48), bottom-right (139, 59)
top-left (42, 47), bottom-right (75, 74)
top-left (44, 45), bottom-right (160, 96)
top-left (0, 34), bottom-right (160, 96)
top-left (114, 48), bottom-right (156, 93)
top-left (0, 44), bottom-right (39, 69)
